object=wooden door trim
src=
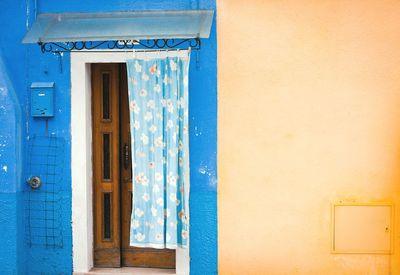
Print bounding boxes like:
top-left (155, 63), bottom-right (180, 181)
top-left (72, 54), bottom-right (189, 272)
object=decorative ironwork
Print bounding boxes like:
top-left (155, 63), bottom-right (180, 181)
top-left (38, 38), bottom-right (201, 53)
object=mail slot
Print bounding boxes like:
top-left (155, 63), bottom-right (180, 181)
top-left (31, 82), bottom-right (54, 117)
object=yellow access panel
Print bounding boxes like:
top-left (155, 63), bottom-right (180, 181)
top-left (331, 202), bottom-right (394, 254)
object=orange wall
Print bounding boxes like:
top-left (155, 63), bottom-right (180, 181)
top-left (217, 1), bottom-right (400, 274)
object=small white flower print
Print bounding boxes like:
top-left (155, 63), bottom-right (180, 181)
top-left (130, 77), bottom-right (138, 86)
top-left (148, 161), bottom-right (155, 169)
top-left (152, 184), bottom-right (160, 193)
top-left (167, 100), bottom-right (174, 113)
top-left (129, 100), bottom-right (140, 114)
top-left (157, 218), bottom-right (164, 225)
top-left (144, 111), bottom-right (153, 122)
top-left (166, 120), bottom-right (174, 129)
top-left (167, 172), bottom-right (177, 186)
top-left (181, 230), bottom-right (188, 239)
top-left (168, 148), bottom-right (177, 157)
top-left (155, 136), bottom-right (163, 147)
top-left (149, 125), bottom-right (157, 133)
top-left (151, 207), bottom-right (158, 217)
top-left (169, 193), bottom-right (177, 203)
top-left (155, 172), bottom-right (163, 182)
top-left (134, 61), bottom-right (142, 72)
top-left (139, 89), bottom-right (147, 97)
top-left (142, 72), bottom-right (149, 81)
top-left (155, 233), bottom-right (163, 241)
top-left (163, 75), bottom-right (169, 85)
top-left (145, 222), bottom-right (155, 229)
top-left (178, 140), bottom-right (184, 150)
top-left (177, 98), bottom-right (185, 109)
top-left (135, 173), bottom-right (149, 186)
top-left (170, 60), bottom-right (177, 71)
top-left (156, 197), bottom-right (164, 206)
top-left (179, 210), bottom-right (188, 223)
top-left (140, 133), bottom-right (149, 145)
top-left (156, 112), bottom-right (163, 120)
top-left (135, 173), bottom-right (143, 183)
top-left (142, 193), bottom-right (150, 202)
top-left (166, 233), bottom-right (171, 242)
top-left (149, 64), bottom-right (158, 75)
top-left (147, 100), bottom-right (155, 109)
top-left (142, 176), bottom-right (149, 186)
top-left (135, 208), bottom-right (144, 218)
top-left (153, 84), bottom-right (161, 93)
top-left (135, 232), bottom-right (145, 241)
top-left (132, 220), bottom-right (140, 229)
top-left (133, 120), bottom-right (140, 130)
top-left (165, 208), bottom-right (171, 217)
top-left (169, 221), bottom-right (177, 229)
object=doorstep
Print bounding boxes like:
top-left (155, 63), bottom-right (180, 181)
top-left (74, 267), bottom-right (176, 275)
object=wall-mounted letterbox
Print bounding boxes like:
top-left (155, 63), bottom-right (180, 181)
top-left (30, 82), bottom-right (54, 117)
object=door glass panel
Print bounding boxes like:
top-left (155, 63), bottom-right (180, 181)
top-left (103, 192), bottom-right (111, 240)
top-left (103, 133), bottom-right (111, 180)
top-left (102, 73), bottom-right (110, 120)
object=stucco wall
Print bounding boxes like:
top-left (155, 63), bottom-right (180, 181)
top-left (218, 1), bottom-right (400, 274)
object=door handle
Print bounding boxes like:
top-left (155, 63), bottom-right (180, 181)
top-left (123, 143), bottom-right (130, 169)
top-left (123, 177), bottom-right (132, 183)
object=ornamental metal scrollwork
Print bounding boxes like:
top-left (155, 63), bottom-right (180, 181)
top-left (38, 38), bottom-right (201, 53)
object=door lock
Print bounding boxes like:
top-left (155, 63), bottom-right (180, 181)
top-left (123, 143), bottom-right (130, 169)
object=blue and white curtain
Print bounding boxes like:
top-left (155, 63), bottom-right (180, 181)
top-left (126, 52), bottom-right (190, 249)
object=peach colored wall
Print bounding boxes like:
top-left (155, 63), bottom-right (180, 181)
top-left (217, 1), bottom-right (400, 274)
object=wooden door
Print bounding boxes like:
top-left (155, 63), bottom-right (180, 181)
top-left (92, 63), bottom-right (175, 268)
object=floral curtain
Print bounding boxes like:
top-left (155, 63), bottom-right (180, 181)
top-left (126, 52), bottom-right (190, 249)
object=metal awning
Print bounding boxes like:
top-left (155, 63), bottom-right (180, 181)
top-left (22, 10), bottom-right (214, 53)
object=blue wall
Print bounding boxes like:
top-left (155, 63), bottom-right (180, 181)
top-left (0, 0), bottom-right (217, 274)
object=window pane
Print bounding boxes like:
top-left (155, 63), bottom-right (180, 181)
top-left (102, 73), bottom-right (110, 120)
top-left (103, 133), bottom-right (111, 180)
top-left (103, 192), bottom-right (111, 240)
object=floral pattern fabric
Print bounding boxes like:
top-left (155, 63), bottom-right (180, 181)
top-left (126, 54), bottom-right (190, 249)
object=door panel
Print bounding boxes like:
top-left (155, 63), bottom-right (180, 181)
top-left (92, 63), bottom-right (175, 268)
top-left (92, 63), bottom-right (121, 267)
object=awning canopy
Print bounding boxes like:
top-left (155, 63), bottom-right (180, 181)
top-left (22, 10), bottom-right (214, 44)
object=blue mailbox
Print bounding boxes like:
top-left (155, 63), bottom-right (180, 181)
top-left (30, 82), bottom-right (54, 117)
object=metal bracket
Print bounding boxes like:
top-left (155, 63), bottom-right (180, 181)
top-left (38, 38), bottom-right (201, 54)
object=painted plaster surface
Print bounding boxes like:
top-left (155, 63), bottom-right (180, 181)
top-left (0, 52), bottom-right (23, 274)
top-left (218, 0), bottom-right (400, 274)
top-left (0, 0), bottom-right (217, 274)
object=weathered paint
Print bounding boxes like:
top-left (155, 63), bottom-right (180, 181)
top-left (0, 0), bottom-right (217, 274)
top-left (0, 51), bottom-right (23, 274)
top-left (218, 0), bottom-right (400, 274)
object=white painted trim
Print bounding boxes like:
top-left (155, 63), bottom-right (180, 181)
top-left (71, 51), bottom-right (190, 274)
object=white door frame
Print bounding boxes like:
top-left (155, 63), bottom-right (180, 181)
top-left (71, 51), bottom-right (189, 274)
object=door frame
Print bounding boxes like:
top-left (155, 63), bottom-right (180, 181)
top-left (71, 51), bottom-right (190, 274)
